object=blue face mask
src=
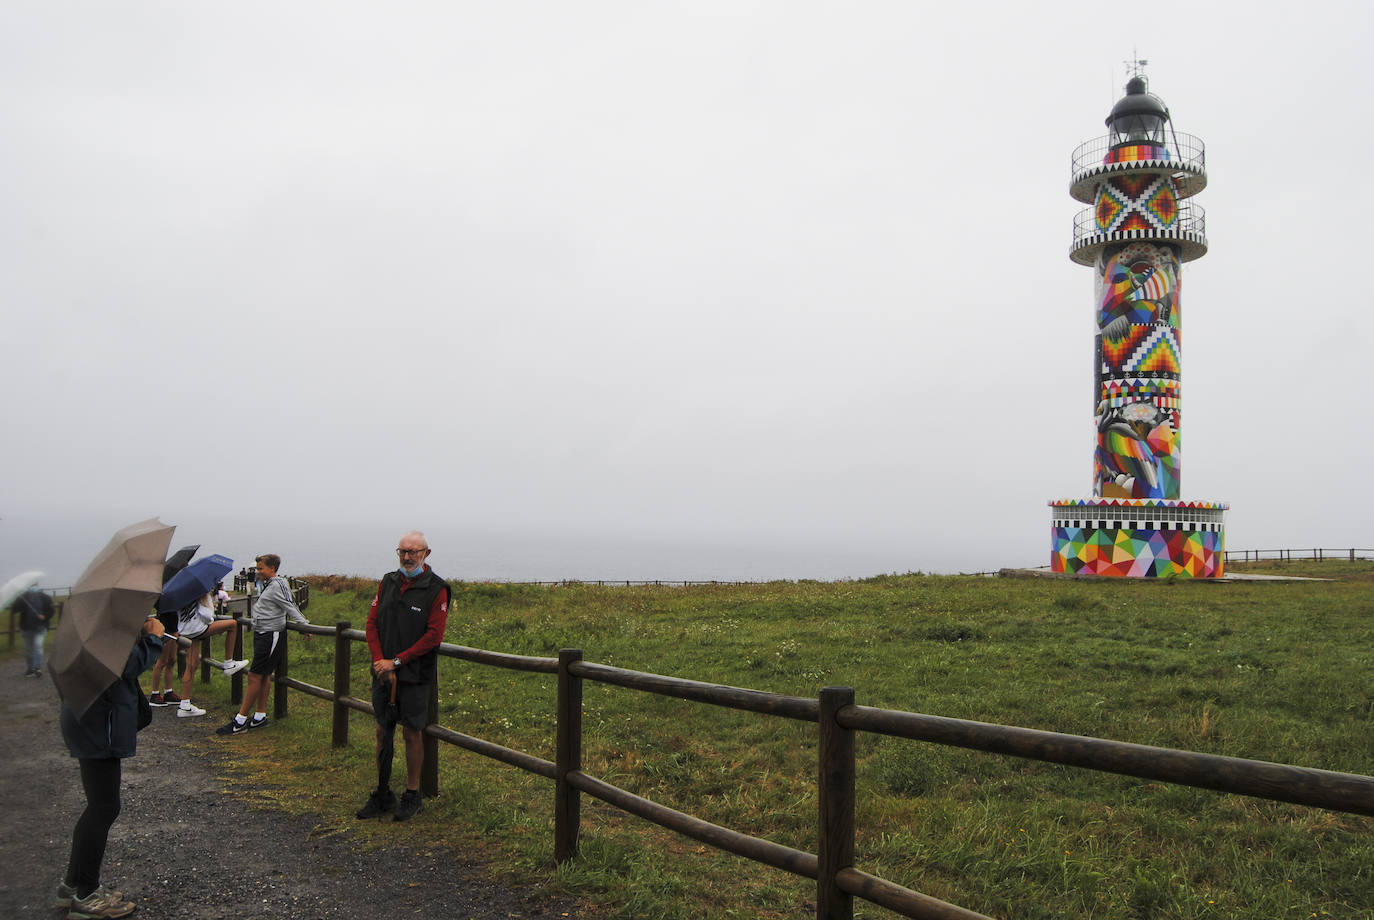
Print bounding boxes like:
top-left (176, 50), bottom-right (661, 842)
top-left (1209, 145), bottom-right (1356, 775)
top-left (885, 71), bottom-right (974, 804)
top-left (400, 564), bottom-right (424, 578)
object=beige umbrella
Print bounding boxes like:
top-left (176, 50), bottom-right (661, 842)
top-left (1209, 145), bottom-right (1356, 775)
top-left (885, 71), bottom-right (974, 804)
top-left (51, 518), bottom-right (175, 718)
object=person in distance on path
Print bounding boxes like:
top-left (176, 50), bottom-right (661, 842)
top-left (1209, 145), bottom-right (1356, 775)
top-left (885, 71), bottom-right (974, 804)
top-left (356, 531), bottom-right (450, 822)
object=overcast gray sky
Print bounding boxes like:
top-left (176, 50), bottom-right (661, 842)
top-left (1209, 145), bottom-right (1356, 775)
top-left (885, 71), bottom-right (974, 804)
top-left (3, 2), bottom-right (1372, 585)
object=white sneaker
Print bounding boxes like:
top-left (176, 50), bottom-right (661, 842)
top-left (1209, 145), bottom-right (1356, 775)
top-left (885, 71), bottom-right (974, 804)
top-left (222, 660), bottom-right (249, 676)
top-left (177, 703), bottom-right (206, 718)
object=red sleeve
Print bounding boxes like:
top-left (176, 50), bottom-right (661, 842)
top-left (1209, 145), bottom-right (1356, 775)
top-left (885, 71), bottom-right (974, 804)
top-left (365, 587), bottom-right (383, 661)
top-left (398, 585), bottom-right (449, 665)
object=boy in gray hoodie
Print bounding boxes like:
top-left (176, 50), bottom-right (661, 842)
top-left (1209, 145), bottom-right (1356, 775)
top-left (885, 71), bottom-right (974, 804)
top-left (215, 553), bottom-right (311, 735)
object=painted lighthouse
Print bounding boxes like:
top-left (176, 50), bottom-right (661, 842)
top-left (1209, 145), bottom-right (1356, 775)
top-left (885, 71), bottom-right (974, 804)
top-left (1049, 68), bottom-right (1228, 577)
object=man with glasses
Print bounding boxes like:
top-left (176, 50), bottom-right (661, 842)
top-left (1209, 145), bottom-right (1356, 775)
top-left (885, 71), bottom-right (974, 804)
top-left (215, 553), bottom-right (311, 736)
top-left (355, 532), bottom-right (450, 822)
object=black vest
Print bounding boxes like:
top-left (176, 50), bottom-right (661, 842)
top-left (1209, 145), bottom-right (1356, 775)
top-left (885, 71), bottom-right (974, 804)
top-left (375, 568), bottom-right (450, 684)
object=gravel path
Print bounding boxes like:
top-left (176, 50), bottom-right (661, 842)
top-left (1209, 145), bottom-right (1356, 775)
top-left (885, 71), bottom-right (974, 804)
top-left (0, 654), bottom-right (589, 920)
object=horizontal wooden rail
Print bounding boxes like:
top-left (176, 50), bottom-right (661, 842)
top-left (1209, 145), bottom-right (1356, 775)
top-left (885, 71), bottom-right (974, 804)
top-left (425, 723), bottom-right (557, 780)
top-left (568, 769), bottom-right (819, 878)
top-left (570, 660), bottom-right (820, 721)
top-left (840, 705), bottom-right (1374, 817)
top-left (435, 641), bottom-right (559, 673)
top-left (835, 868), bottom-right (994, 920)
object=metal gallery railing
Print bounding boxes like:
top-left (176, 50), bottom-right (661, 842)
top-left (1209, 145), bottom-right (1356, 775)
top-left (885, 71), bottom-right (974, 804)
top-left (1225, 547), bottom-right (1371, 564)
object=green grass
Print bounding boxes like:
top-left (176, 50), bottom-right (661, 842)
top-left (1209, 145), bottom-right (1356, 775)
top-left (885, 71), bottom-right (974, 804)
top-left (192, 563), bottom-right (1374, 919)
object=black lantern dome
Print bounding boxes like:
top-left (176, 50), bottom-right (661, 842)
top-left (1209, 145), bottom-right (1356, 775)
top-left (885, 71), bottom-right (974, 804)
top-left (1106, 76), bottom-right (1170, 146)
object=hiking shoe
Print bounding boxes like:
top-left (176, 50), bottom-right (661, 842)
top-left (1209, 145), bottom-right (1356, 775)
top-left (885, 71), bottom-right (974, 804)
top-left (161, 690), bottom-right (181, 705)
top-left (355, 787), bottom-right (396, 819)
top-left (247, 715), bottom-right (269, 731)
top-left (221, 659), bottom-right (248, 676)
top-left (393, 789), bottom-right (423, 822)
top-left (215, 718), bottom-right (249, 736)
top-left (177, 703), bottom-right (206, 718)
top-left (148, 692), bottom-right (167, 707)
top-left (56, 882), bottom-right (121, 909)
top-left (66, 885), bottom-right (135, 919)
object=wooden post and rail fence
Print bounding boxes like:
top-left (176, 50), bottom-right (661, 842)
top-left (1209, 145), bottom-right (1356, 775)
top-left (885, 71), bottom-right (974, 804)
top-left (7, 571), bottom-right (1374, 918)
top-left (183, 610), bottom-right (1374, 920)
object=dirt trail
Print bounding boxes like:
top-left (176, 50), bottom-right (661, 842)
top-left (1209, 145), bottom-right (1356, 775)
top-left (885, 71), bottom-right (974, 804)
top-left (0, 654), bottom-right (587, 920)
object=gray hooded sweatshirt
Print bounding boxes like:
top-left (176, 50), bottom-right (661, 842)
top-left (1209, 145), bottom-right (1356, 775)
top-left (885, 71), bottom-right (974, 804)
top-left (253, 575), bottom-right (310, 634)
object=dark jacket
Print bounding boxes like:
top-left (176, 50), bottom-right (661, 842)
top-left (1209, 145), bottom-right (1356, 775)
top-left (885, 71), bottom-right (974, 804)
top-left (60, 634), bottom-right (164, 759)
top-left (372, 568), bottom-right (450, 684)
top-left (14, 590), bottom-right (54, 632)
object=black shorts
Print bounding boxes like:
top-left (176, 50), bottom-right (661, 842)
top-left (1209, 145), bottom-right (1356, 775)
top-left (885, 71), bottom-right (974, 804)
top-left (249, 630), bottom-right (287, 675)
top-left (371, 677), bottom-right (431, 732)
top-left (155, 608), bottom-right (179, 634)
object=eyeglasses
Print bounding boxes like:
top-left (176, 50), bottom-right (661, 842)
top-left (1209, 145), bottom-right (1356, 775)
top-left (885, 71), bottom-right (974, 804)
top-left (396, 548), bottom-right (429, 557)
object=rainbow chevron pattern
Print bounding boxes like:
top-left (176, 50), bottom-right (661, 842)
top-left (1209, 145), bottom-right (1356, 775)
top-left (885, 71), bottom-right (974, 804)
top-left (1094, 174), bottom-right (1179, 232)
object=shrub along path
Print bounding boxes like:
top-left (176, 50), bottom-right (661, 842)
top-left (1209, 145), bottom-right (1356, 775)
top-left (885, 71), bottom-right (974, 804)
top-left (0, 653), bottom-right (587, 920)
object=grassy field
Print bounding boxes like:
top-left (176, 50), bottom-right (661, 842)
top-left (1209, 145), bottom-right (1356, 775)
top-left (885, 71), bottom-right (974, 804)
top-left (185, 562), bottom-right (1372, 919)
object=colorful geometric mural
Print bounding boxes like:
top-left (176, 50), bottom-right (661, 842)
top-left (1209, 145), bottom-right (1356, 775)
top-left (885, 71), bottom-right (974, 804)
top-left (1093, 241), bottom-right (1183, 499)
top-left (1050, 526), bottom-right (1224, 577)
top-left (1103, 143), bottom-right (1171, 164)
top-left (1094, 175), bottom-right (1179, 233)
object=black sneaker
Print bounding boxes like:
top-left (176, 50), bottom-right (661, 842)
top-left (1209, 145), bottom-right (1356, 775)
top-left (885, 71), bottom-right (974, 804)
top-left (215, 718), bottom-right (250, 736)
top-left (393, 789), bottom-right (423, 822)
top-left (247, 715), bottom-right (269, 731)
top-left (356, 788), bottom-right (396, 819)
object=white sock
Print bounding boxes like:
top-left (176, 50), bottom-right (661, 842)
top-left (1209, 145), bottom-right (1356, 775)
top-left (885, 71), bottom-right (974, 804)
top-left (180, 699), bottom-right (192, 710)
top-left (254, 711), bottom-right (267, 721)
top-left (234, 714), bottom-right (247, 725)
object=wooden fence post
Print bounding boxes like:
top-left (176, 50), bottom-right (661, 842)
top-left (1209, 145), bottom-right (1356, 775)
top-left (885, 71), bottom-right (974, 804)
top-left (333, 621), bottom-right (351, 748)
top-left (231, 599), bottom-right (249, 706)
top-left (422, 679), bottom-right (440, 797)
top-left (818, 686), bottom-right (856, 920)
top-left (273, 629), bottom-right (290, 720)
top-left (556, 648), bottom-right (584, 863)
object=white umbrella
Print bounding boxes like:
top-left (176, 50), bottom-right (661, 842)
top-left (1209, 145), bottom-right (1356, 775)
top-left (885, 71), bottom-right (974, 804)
top-left (0, 570), bottom-right (44, 611)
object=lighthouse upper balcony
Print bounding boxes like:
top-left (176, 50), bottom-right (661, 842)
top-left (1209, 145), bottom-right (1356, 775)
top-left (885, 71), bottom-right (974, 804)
top-left (1069, 132), bottom-right (1207, 204)
top-left (1071, 201), bottom-right (1207, 265)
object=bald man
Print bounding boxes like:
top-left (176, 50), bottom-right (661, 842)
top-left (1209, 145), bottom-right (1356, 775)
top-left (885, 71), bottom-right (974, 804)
top-left (356, 531), bottom-right (451, 822)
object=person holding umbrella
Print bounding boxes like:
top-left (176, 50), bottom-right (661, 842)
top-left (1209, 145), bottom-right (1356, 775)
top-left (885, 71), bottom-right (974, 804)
top-left (355, 531), bottom-right (450, 822)
top-left (51, 518), bottom-right (176, 919)
top-left (215, 553), bottom-right (311, 735)
top-left (13, 583), bottom-right (55, 677)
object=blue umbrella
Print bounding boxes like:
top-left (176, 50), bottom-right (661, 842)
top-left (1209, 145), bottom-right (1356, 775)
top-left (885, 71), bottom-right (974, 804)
top-left (157, 554), bottom-right (233, 613)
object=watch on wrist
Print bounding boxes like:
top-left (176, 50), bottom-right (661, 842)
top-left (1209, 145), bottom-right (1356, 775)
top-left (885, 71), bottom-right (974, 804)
top-left (392, 657), bottom-right (402, 668)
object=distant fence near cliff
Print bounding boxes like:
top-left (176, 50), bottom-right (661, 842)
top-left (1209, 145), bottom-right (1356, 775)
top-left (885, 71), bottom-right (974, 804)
top-left (1225, 548), bottom-right (1372, 564)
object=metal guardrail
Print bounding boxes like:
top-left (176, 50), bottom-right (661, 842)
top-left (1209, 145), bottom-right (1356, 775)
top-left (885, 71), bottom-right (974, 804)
top-left (1226, 548), bottom-right (1372, 563)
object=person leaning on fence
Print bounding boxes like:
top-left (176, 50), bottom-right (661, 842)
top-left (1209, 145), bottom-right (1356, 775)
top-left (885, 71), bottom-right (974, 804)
top-left (170, 591), bottom-right (248, 718)
top-left (356, 531), bottom-right (450, 822)
top-left (215, 553), bottom-right (310, 736)
top-left (15, 585), bottom-right (55, 677)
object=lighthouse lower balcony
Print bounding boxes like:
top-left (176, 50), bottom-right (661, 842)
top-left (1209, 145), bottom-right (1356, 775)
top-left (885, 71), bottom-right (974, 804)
top-left (1071, 203), bottom-right (1207, 265)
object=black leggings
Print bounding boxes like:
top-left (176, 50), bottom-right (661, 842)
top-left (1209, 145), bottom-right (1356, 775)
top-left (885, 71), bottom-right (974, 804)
top-left (66, 757), bottom-right (122, 896)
